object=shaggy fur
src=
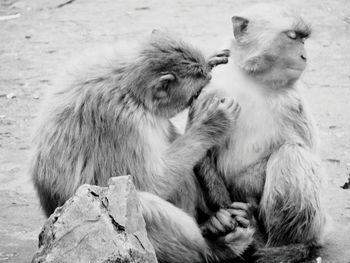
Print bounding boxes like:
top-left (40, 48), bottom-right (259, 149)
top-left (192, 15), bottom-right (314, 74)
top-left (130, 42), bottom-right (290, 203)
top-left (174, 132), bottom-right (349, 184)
top-left (190, 6), bottom-right (329, 263)
top-left (31, 33), bottom-right (254, 263)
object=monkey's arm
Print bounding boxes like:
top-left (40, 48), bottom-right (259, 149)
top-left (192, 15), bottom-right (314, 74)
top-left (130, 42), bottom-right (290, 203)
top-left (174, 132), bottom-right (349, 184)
top-left (187, 91), bottom-right (240, 210)
top-left (155, 96), bottom-right (240, 200)
top-left (194, 152), bottom-right (232, 211)
top-left (259, 143), bottom-right (328, 246)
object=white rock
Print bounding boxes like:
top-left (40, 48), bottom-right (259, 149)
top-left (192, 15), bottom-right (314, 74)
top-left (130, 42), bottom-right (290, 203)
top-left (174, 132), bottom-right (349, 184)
top-left (32, 176), bottom-right (157, 263)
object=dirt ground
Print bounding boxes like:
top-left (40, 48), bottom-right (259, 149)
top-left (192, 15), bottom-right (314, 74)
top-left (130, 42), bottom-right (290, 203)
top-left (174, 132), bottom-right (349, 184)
top-left (0, 0), bottom-right (349, 262)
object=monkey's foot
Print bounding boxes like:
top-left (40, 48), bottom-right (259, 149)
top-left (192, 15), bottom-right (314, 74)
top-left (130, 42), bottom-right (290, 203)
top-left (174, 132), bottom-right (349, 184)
top-left (222, 227), bottom-right (255, 257)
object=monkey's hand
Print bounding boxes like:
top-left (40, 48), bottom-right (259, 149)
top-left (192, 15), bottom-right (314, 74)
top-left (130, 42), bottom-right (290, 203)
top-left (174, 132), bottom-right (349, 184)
top-left (220, 226), bottom-right (255, 257)
top-left (227, 202), bottom-right (256, 229)
top-left (207, 49), bottom-right (230, 70)
top-left (200, 209), bottom-right (237, 238)
top-left (188, 94), bottom-right (241, 144)
top-left (201, 202), bottom-right (254, 238)
top-left (201, 204), bottom-right (255, 257)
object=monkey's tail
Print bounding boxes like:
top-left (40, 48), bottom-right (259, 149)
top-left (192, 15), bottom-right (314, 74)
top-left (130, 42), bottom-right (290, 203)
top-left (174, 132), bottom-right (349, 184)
top-left (254, 243), bottom-right (320, 263)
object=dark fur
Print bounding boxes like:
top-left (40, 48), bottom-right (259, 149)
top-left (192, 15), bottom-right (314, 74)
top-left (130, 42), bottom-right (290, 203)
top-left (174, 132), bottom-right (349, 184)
top-left (31, 33), bottom-right (253, 263)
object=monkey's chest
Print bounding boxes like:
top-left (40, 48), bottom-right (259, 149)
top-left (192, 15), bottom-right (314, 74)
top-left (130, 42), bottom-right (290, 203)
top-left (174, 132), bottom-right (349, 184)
top-left (216, 107), bottom-right (281, 201)
top-left (217, 133), bottom-right (271, 202)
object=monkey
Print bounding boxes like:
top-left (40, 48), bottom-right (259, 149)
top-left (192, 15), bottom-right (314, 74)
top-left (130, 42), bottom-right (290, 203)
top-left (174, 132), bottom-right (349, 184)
top-left (30, 32), bottom-right (255, 263)
top-left (188, 6), bottom-right (330, 263)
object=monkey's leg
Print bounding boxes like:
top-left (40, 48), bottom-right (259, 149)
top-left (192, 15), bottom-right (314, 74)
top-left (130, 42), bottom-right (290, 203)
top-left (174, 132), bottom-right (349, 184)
top-left (256, 143), bottom-right (328, 262)
top-left (260, 143), bottom-right (328, 244)
top-left (194, 152), bottom-right (232, 211)
top-left (139, 192), bottom-right (254, 263)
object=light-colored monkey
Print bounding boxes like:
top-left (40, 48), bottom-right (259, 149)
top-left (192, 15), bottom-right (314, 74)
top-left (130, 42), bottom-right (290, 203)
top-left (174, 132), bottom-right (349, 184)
top-left (31, 32), bottom-right (254, 263)
top-left (189, 6), bottom-right (329, 263)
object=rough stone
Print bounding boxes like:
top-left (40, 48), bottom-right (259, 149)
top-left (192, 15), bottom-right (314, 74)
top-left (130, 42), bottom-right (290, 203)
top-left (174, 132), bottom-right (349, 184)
top-left (31, 176), bottom-right (158, 263)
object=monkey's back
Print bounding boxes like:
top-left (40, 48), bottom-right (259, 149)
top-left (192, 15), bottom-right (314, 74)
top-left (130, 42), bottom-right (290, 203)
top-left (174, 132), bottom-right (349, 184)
top-left (31, 33), bottom-right (215, 217)
top-left (30, 45), bottom-right (153, 216)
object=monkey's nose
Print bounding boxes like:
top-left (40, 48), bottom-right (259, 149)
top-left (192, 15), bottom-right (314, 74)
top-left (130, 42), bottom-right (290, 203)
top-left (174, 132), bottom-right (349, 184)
top-left (301, 55), bottom-right (307, 61)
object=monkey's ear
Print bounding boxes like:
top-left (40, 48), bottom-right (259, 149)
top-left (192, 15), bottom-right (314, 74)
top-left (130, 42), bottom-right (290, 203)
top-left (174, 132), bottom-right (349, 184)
top-left (232, 16), bottom-right (249, 40)
top-left (155, 73), bottom-right (176, 99)
top-left (159, 73), bottom-right (176, 83)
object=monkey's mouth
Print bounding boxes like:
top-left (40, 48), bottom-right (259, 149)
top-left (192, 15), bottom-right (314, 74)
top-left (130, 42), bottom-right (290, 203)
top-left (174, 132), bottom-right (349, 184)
top-left (188, 87), bottom-right (204, 106)
top-left (287, 66), bottom-right (304, 71)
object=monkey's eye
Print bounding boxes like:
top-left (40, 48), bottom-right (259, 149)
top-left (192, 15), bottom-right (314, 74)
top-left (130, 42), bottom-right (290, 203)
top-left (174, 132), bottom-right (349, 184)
top-left (286, 31), bottom-right (297, 40)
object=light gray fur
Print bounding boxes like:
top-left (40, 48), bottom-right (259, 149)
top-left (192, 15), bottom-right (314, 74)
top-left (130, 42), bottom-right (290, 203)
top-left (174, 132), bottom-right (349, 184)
top-left (31, 33), bottom-right (253, 263)
top-left (190, 6), bottom-right (330, 262)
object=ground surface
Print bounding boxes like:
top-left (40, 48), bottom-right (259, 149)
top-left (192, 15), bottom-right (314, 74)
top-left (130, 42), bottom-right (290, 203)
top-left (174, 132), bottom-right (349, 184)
top-left (0, 0), bottom-right (349, 262)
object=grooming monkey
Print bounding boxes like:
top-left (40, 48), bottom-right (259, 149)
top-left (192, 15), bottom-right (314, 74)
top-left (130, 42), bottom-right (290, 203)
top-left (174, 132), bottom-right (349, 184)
top-left (31, 32), bottom-right (254, 263)
top-left (189, 6), bottom-right (329, 263)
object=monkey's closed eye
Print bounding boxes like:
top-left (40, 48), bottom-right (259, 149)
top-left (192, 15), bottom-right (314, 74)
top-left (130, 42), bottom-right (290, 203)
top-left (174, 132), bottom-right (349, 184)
top-left (286, 30), bottom-right (297, 40)
top-left (286, 30), bottom-right (309, 43)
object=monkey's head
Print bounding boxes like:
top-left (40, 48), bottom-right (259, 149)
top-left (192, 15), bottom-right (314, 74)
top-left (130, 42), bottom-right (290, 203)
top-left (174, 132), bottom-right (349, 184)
top-left (231, 5), bottom-right (312, 87)
top-left (130, 33), bottom-right (212, 118)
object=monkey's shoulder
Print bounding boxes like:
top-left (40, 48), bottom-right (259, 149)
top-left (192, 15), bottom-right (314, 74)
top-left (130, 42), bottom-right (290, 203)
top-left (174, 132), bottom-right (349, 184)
top-left (54, 45), bottom-right (135, 92)
top-left (217, 89), bottom-right (315, 175)
top-left (272, 90), bottom-right (317, 148)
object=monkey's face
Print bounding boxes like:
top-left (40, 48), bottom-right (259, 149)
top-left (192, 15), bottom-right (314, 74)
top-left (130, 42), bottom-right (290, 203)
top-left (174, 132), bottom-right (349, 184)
top-left (232, 8), bottom-right (311, 87)
top-left (151, 72), bottom-right (212, 118)
top-left (272, 30), bottom-right (308, 79)
top-left (139, 33), bottom-right (212, 117)
top-left (257, 30), bottom-right (309, 86)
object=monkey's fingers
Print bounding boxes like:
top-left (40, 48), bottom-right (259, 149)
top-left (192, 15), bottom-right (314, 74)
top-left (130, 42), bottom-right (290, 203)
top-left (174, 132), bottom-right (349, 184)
top-left (229, 202), bottom-right (255, 219)
top-left (234, 106), bottom-right (241, 120)
top-left (207, 96), bottom-right (221, 113)
top-left (198, 93), bottom-right (216, 110)
top-left (219, 97), bottom-right (234, 110)
top-left (215, 49), bottom-right (231, 58)
top-left (190, 94), bottom-right (222, 128)
top-left (219, 97), bottom-right (239, 112)
top-left (215, 209), bottom-right (237, 232)
top-left (228, 102), bottom-right (241, 121)
top-left (233, 103), bottom-right (241, 114)
top-left (227, 208), bottom-right (249, 220)
top-left (208, 57), bottom-right (229, 69)
top-left (235, 216), bottom-right (250, 228)
top-left (222, 227), bottom-right (249, 243)
top-left (191, 94), bottom-right (212, 119)
top-left (208, 216), bottom-right (226, 235)
top-left (201, 222), bottom-right (217, 237)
